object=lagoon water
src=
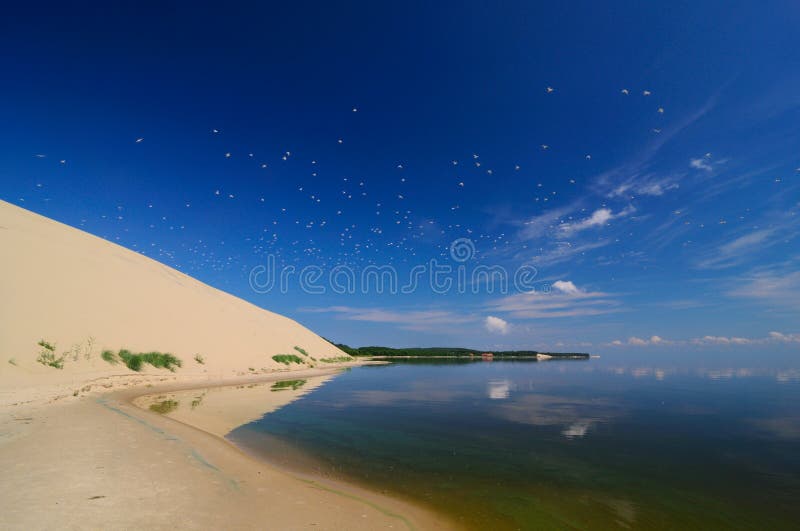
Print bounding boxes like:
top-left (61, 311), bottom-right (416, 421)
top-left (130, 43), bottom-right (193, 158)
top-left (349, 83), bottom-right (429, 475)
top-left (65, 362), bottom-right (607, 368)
top-left (229, 355), bottom-right (800, 529)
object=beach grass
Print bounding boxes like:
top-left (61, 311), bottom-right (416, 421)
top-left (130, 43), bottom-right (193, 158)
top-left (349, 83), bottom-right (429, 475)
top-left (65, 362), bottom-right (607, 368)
top-left (272, 354), bottom-right (304, 365)
top-left (149, 399), bottom-right (179, 414)
top-left (271, 379), bottom-right (307, 391)
top-left (293, 346), bottom-right (309, 357)
top-left (101, 349), bottom-right (119, 364)
top-left (36, 339), bottom-right (65, 369)
top-left (320, 356), bottom-right (355, 363)
top-left (101, 349), bottom-right (182, 372)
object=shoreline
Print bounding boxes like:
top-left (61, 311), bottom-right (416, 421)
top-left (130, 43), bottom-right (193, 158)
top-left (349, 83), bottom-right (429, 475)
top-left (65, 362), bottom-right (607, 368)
top-left (0, 362), bottom-right (457, 530)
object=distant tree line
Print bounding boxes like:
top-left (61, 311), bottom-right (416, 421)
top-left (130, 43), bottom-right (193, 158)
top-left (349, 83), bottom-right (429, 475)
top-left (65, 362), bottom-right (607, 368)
top-left (325, 340), bottom-right (589, 359)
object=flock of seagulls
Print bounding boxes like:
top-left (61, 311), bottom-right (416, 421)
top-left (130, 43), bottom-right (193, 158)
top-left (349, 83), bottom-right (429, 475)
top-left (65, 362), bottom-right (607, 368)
top-left (20, 84), bottom-right (781, 278)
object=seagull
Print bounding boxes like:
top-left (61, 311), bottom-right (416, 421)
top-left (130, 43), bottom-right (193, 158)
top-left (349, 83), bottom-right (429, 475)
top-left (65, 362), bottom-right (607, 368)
top-left (643, 90), bottom-right (651, 96)
top-left (621, 89), bottom-right (629, 95)
top-left (657, 107), bottom-right (664, 114)
top-left (541, 144), bottom-right (549, 150)
top-left (60, 160), bottom-right (66, 164)
top-left (352, 107), bottom-right (358, 112)
top-left (225, 152), bottom-right (231, 158)
top-left (338, 139), bottom-right (343, 144)
top-left (585, 154), bottom-right (592, 160)
top-left (135, 138), bottom-right (144, 143)
top-left (514, 165), bottom-right (520, 171)
top-left (212, 129), bottom-right (219, 134)
top-left (546, 86), bottom-right (554, 93)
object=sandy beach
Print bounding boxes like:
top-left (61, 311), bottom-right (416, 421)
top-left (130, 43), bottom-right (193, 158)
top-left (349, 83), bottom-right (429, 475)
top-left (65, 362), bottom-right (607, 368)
top-left (0, 201), bottom-right (454, 530)
top-left (0, 369), bottom-right (454, 530)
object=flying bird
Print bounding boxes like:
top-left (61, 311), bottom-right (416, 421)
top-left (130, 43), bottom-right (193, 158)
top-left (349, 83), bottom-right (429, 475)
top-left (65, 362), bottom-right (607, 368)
top-left (621, 88), bottom-right (629, 95)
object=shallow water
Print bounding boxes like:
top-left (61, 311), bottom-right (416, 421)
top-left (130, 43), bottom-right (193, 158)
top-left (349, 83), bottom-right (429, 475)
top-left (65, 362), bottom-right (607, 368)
top-left (228, 354), bottom-right (800, 529)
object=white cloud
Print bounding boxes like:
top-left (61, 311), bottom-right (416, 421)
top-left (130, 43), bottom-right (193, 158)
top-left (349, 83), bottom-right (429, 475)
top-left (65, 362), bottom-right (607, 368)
top-left (768, 331), bottom-right (800, 343)
top-left (552, 280), bottom-right (581, 295)
top-left (559, 206), bottom-right (634, 236)
top-left (608, 332), bottom-right (800, 347)
top-left (690, 157), bottom-right (713, 171)
top-left (485, 315), bottom-right (510, 334)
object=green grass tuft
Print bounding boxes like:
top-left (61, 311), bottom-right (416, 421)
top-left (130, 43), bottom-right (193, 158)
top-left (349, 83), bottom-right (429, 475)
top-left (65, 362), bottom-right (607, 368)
top-left (271, 379), bottom-right (307, 391)
top-left (36, 339), bottom-right (65, 369)
top-left (293, 346), bottom-right (309, 357)
top-left (101, 350), bottom-right (119, 364)
top-left (194, 354), bottom-right (205, 365)
top-left (149, 400), bottom-right (179, 414)
top-left (112, 349), bottom-right (182, 372)
top-left (320, 356), bottom-right (355, 363)
top-left (272, 354), bottom-right (304, 365)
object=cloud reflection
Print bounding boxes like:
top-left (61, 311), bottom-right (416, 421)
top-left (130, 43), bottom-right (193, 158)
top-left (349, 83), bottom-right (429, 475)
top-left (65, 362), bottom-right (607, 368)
top-left (487, 379), bottom-right (512, 400)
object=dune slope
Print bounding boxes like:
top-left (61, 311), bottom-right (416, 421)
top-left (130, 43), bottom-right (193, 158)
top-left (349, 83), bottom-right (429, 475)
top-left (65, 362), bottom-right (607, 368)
top-left (0, 200), bottom-right (346, 400)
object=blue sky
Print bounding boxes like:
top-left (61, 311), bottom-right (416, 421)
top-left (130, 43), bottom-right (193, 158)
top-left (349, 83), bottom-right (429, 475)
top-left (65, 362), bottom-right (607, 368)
top-left (1, 1), bottom-right (799, 352)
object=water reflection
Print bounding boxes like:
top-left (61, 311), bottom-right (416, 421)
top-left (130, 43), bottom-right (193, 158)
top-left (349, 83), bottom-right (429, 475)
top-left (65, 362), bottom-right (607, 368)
top-left (230, 357), bottom-right (800, 530)
top-left (487, 379), bottom-right (511, 400)
top-left (134, 374), bottom-right (333, 437)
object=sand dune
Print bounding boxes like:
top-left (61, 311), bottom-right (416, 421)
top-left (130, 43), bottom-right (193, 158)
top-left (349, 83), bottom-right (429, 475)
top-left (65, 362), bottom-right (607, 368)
top-left (0, 200), bottom-right (346, 404)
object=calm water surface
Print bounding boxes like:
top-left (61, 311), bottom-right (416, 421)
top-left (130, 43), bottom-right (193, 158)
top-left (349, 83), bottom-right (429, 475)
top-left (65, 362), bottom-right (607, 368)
top-left (229, 354), bottom-right (800, 529)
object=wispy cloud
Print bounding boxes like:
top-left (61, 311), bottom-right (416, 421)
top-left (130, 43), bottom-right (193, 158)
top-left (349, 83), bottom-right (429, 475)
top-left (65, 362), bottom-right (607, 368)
top-left (301, 306), bottom-right (476, 331)
top-left (530, 240), bottom-right (611, 266)
top-left (517, 205), bottom-right (577, 241)
top-left (486, 280), bottom-right (620, 319)
top-left (594, 95), bottom-right (718, 198)
top-left (727, 265), bottom-right (800, 309)
top-left (558, 206), bottom-right (635, 236)
top-left (689, 156), bottom-right (713, 172)
top-left (696, 228), bottom-right (778, 269)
